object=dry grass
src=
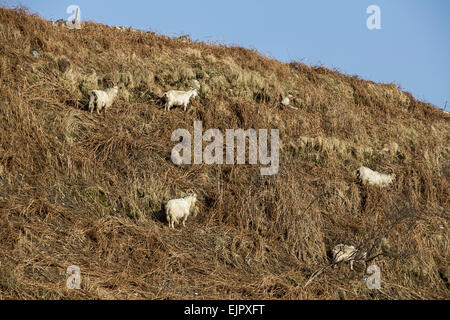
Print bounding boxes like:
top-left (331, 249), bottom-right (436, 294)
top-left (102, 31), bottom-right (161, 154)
top-left (0, 7), bottom-right (448, 300)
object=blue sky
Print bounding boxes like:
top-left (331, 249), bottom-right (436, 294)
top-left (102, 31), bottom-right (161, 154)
top-left (6, 0), bottom-right (450, 109)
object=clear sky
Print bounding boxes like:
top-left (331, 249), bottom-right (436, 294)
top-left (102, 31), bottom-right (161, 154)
top-left (6, 0), bottom-right (450, 110)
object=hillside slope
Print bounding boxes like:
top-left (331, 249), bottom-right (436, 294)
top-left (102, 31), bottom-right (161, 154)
top-left (0, 8), bottom-right (448, 300)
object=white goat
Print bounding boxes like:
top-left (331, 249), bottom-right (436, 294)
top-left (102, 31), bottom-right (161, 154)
top-left (165, 193), bottom-right (198, 229)
top-left (356, 166), bottom-right (395, 187)
top-left (332, 244), bottom-right (367, 270)
top-left (163, 88), bottom-right (198, 111)
top-left (88, 86), bottom-right (119, 115)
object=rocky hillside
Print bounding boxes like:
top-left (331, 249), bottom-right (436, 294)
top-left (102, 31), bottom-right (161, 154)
top-left (0, 8), bottom-right (448, 300)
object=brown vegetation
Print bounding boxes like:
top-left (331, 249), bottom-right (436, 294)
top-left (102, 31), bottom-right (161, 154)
top-left (0, 7), bottom-right (448, 300)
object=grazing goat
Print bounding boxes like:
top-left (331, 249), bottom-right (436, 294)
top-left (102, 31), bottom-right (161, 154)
top-left (163, 88), bottom-right (198, 111)
top-left (332, 244), bottom-right (367, 271)
top-left (356, 166), bottom-right (395, 187)
top-left (88, 86), bottom-right (119, 115)
top-left (165, 193), bottom-right (198, 229)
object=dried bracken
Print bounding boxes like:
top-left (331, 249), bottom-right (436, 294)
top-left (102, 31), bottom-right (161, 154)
top-left (0, 7), bottom-right (448, 300)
